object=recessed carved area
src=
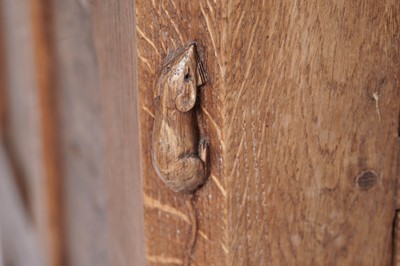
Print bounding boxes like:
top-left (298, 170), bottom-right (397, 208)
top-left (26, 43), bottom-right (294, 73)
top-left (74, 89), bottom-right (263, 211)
top-left (398, 110), bottom-right (400, 137)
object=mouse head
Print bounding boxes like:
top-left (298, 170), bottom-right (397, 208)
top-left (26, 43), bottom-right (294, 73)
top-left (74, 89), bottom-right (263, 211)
top-left (155, 42), bottom-right (207, 112)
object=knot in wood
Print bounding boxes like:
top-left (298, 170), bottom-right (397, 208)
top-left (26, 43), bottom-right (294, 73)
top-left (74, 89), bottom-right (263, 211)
top-left (356, 170), bottom-right (378, 190)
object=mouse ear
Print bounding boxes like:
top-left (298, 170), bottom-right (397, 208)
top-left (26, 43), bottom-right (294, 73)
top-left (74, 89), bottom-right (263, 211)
top-left (195, 57), bottom-right (207, 87)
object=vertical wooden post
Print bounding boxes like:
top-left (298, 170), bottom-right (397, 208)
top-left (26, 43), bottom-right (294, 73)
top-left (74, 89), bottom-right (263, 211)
top-left (29, 0), bottom-right (64, 264)
top-left (50, 0), bottom-right (109, 264)
top-left (136, 1), bottom-right (400, 265)
top-left (89, 0), bottom-right (147, 265)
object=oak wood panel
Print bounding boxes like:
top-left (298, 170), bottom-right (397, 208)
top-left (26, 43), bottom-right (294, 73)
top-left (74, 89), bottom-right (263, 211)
top-left (136, 1), bottom-right (400, 265)
top-left (225, 2), bottom-right (399, 265)
top-left (89, 0), bottom-right (146, 265)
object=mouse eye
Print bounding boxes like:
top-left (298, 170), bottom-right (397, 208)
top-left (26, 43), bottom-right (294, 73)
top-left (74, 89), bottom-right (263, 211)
top-left (184, 72), bottom-right (191, 83)
top-left (163, 65), bottom-right (171, 74)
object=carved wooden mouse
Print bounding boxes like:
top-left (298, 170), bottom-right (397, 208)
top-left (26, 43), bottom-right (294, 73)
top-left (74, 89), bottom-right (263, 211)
top-left (151, 42), bottom-right (208, 193)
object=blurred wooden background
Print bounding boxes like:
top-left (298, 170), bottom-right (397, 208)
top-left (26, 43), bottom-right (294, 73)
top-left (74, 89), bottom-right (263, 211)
top-left (0, 0), bottom-right (145, 265)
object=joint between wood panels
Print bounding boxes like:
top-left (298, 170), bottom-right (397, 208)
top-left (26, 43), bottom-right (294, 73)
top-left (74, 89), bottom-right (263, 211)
top-left (398, 109), bottom-right (400, 138)
top-left (183, 194), bottom-right (198, 266)
top-left (396, 108), bottom-right (400, 210)
top-left (392, 211), bottom-right (400, 265)
top-left (390, 52), bottom-right (400, 263)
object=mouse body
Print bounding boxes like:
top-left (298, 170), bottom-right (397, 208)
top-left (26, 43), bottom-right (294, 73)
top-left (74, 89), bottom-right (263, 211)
top-left (151, 43), bottom-right (208, 193)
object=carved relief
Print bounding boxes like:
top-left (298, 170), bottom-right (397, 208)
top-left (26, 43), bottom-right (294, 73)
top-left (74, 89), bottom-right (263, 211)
top-left (151, 42), bottom-right (208, 193)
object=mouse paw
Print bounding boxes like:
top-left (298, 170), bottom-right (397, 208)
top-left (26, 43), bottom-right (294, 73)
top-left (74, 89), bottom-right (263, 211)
top-left (198, 138), bottom-right (208, 164)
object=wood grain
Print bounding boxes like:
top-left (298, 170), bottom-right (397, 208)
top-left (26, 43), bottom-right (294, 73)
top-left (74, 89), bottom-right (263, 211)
top-left (136, 1), bottom-right (400, 265)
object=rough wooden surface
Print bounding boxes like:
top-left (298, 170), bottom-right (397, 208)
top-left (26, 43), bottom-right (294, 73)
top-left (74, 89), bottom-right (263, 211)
top-left (136, 1), bottom-right (400, 265)
top-left (90, 0), bottom-right (146, 265)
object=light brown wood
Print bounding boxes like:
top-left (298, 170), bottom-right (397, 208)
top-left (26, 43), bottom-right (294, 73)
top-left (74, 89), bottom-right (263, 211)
top-left (136, 1), bottom-right (400, 265)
